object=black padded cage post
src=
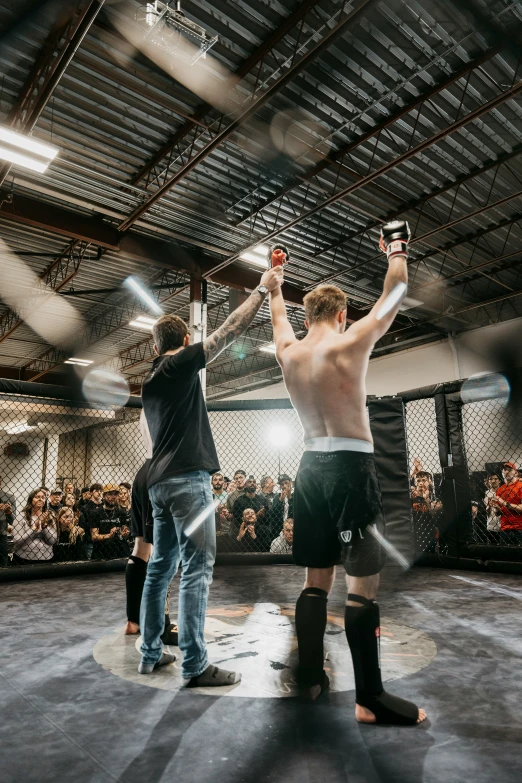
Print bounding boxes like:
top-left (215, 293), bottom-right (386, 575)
top-left (368, 396), bottom-right (413, 565)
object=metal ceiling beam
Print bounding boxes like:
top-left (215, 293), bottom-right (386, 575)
top-left (387, 286), bottom-right (522, 341)
top-left (339, 192), bottom-right (522, 293)
top-left (0, 239), bottom-right (92, 344)
top-left (0, 189), bottom-right (316, 310)
top-left (0, 0), bottom-right (104, 187)
top-left (205, 76), bottom-right (522, 279)
top-left (410, 248), bottom-right (522, 295)
top-left (311, 142), bottom-right (522, 287)
top-left (22, 269), bottom-right (190, 380)
top-left (129, 0), bottom-right (323, 189)
top-left (117, 0), bottom-right (382, 232)
top-left (233, 44), bottom-right (501, 227)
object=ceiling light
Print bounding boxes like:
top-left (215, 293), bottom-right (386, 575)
top-left (239, 244), bottom-right (269, 268)
top-left (129, 320), bottom-right (154, 331)
top-left (135, 315), bottom-right (158, 325)
top-left (5, 422), bottom-right (35, 434)
top-left (0, 126), bottom-right (58, 173)
top-left (259, 342), bottom-right (276, 354)
top-left (64, 358), bottom-right (93, 366)
top-left (125, 277), bottom-right (164, 315)
top-left (137, 1), bottom-right (218, 65)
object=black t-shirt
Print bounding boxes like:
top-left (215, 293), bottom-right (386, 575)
top-left (131, 459), bottom-right (153, 539)
top-left (80, 499), bottom-right (103, 542)
top-left (142, 343), bottom-right (220, 487)
top-left (89, 504), bottom-right (127, 537)
top-left (232, 494), bottom-right (267, 528)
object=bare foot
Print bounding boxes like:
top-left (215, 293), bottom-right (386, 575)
top-left (355, 703), bottom-right (427, 724)
top-left (124, 621), bottom-right (140, 635)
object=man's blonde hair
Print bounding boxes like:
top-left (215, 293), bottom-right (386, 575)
top-left (303, 284), bottom-right (347, 325)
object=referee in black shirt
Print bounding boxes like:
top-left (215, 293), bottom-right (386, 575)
top-left (125, 412), bottom-right (178, 646)
top-left (139, 264), bottom-right (284, 682)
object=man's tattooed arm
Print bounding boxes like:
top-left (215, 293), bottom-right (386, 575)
top-left (203, 290), bottom-right (265, 364)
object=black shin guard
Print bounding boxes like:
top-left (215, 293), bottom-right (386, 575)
top-left (295, 587), bottom-right (328, 687)
top-left (344, 593), bottom-right (383, 703)
top-left (125, 555), bottom-right (148, 624)
top-left (345, 594), bottom-right (420, 725)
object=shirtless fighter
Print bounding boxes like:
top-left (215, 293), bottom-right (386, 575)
top-left (269, 226), bottom-right (426, 725)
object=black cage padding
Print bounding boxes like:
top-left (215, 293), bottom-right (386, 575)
top-left (0, 377), bottom-right (142, 408)
top-left (369, 397), bottom-right (413, 563)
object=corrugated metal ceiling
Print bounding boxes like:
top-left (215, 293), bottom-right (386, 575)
top-left (0, 0), bottom-right (521, 398)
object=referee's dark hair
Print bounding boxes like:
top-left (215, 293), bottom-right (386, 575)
top-left (153, 314), bottom-right (189, 354)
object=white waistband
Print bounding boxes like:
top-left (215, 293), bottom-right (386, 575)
top-left (304, 437), bottom-right (374, 453)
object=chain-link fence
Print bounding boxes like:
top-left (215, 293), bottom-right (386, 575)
top-left (2, 372), bottom-right (521, 574)
top-left (461, 398), bottom-right (522, 551)
top-left (208, 407), bottom-right (302, 555)
top-left (0, 388), bottom-right (146, 568)
top-left (404, 398), bottom-right (445, 557)
top-left (0, 388), bottom-right (304, 568)
top-left (402, 380), bottom-right (522, 564)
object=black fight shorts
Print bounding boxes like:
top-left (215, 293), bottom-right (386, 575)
top-left (292, 450), bottom-right (386, 577)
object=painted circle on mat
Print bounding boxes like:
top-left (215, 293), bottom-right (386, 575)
top-left (92, 602), bottom-right (436, 699)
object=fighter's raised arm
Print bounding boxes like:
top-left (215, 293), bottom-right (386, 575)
top-left (347, 220), bottom-right (409, 349)
top-left (269, 278), bottom-right (296, 363)
top-left (203, 265), bottom-right (283, 364)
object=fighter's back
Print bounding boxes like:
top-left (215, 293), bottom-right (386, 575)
top-left (280, 328), bottom-right (372, 443)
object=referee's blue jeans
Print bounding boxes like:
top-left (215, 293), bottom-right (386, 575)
top-left (140, 471), bottom-right (216, 678)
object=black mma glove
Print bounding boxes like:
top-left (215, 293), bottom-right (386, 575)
top-left (379, 220), bottom-right (410, 261)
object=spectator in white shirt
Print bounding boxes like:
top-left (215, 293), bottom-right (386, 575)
top-left (13, 488), bottom-right (57, 563)
top-left (270, 519), bottom-right (294, 554)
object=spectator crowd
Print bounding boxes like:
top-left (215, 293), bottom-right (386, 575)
top-left (212, 469), bottom-right (294, 554)
top-left (3, 453), bottom-right (520, 567)
top-left (0, 469), bottom-right (295, 566)
top-left (0, 479), bottom-right (133, 566)
top-left (410, 457), bottom-right (522, 551)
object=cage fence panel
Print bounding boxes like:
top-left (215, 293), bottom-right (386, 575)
top-left (0, 391), bottom-right (144, 568)
top-left (208, 408), bottom-right (303, 555)
top-left (461, 398), bottom-right (522, 550)
top-left (404, 398), bottom-right (444, 556)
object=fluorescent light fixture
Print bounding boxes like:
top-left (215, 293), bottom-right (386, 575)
top-left (239, 243), bottom-right (269, 268)
top-left (0, 126), bottom-right (58, 173)
top-left (5, 422), bottom-right (35, 434)
top-left (129, 314), bottom-right (159, 331)
top-left (64, 358), bottom-right (93, 366)
top-left (125, 277), bottom-right (164, 315)
top-left (129, 320), bottom-right (153, 331)
top-left (259, 342), bottom-right (276, 354)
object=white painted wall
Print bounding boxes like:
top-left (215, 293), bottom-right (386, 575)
top-left (86, 419), bottom-right (147, 486)
top-left (0, 433), bottom-right (46, 515)
top-left (208, 408), bottom-right (303, 481)
top-left (225, 316), bottom-right (522, 400)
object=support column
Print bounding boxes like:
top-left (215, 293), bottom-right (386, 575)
top-left (189, 277), bottom-right (208, 396)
